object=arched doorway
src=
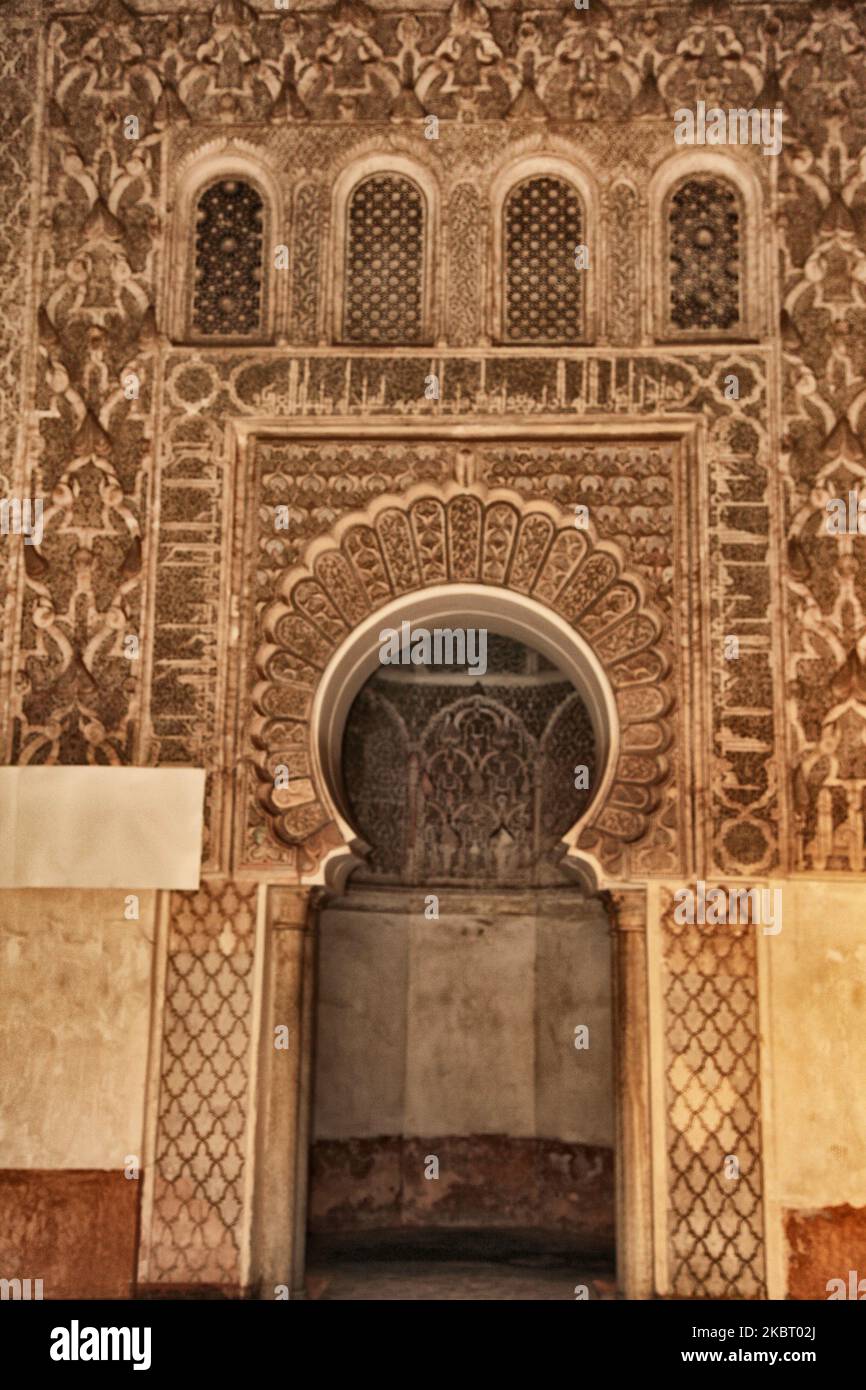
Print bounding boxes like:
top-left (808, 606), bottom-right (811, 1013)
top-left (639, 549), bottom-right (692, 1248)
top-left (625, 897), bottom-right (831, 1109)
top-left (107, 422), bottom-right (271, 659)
top-left (306, 631), bottom-right (615, 1299)
top-left (250, 485), bottom-right (660, 1300)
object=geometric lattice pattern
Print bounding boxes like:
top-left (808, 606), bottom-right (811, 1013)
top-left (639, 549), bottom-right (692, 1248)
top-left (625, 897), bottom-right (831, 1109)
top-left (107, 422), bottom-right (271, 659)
top-left (343, 174), bottom-right (424, 343)
top-left (662, 896), bottom-right (766, 1297)
top-left (668, 177), bottom-right (741, 333)
top-left (192, 180), bottom-right (265, 337)
top-left (504, 177), bottom-right (582, 343)
top-left (148, 882), bottom-right (258, 1285)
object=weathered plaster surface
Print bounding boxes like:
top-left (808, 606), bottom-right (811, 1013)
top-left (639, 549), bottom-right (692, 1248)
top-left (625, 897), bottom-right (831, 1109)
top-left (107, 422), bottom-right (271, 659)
top-left (310, 889), bottom-right (613, 1232)
top-left (0, 1169), bottom-right (140, 1300)
top-left (314, 890), bottom-right (612, 1146)
top-left (0, 888), bottom-right (155, 1169)
top-left (762, 881), bottom-right (866, 1295)
top-left (767, 882), bottom-right (866, 1210)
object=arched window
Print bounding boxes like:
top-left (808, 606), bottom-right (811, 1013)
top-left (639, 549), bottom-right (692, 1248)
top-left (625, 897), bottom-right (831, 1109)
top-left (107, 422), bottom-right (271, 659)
top-left (191, 178), bottom-right (266, 338)
top-left (666, 176), bottom-right (743, 335)
top-left (343, 173), bottom-right (426, 344)
top-left (503, 176), bottom-right (584, 344)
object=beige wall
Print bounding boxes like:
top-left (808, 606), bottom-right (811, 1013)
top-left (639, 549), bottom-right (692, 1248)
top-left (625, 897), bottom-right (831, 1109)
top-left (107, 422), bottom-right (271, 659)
top-left (648, 877), bottom-right (866, 1298)
top-left (763, 880), bottom-right (866, 1220)
top-left (0, 888), bottom-right (155, 1169)
top-left (313, 888), bottom-right (613, 1145)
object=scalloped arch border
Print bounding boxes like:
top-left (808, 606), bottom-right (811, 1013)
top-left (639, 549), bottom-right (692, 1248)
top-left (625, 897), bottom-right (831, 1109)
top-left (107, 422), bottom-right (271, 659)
top-left (252, 481), bottom-right (673, 888)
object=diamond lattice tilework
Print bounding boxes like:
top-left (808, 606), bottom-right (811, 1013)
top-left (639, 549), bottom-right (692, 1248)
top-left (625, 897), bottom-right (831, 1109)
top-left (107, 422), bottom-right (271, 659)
top-left (662, 904), bottom-right (766, 1298)
top-left (147, 882), bottom-right (258, 1285)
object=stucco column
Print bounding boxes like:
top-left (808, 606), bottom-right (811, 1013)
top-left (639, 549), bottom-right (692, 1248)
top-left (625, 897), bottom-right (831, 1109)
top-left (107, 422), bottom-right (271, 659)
top-left (250, 885), bottom-right (320, 1299)
top-left (607, 887), bottom-right (654, 1299)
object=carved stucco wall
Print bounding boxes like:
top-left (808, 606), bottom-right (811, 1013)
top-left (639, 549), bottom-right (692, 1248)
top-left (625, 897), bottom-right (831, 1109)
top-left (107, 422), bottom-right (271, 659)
top-left (2, 0), bottom-right (866, 1298)
top-left (0, 0), bottom-right (789, 883)
top-left (0, 3), bottom-right (42, 719)
top-left (2, 0), bottom-right (864, 871)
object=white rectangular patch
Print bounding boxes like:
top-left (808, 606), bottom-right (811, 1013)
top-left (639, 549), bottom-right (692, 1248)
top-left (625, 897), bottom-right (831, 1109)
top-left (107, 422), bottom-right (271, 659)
top-left (0, 767), bottom-right (206, 888)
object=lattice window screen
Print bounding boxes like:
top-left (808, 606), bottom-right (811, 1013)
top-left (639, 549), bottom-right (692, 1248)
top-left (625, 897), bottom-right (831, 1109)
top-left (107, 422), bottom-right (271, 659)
top-left (146, 882), bottom-right (258, 1286)
top-left (192, 179), bottom-right (265, 337)
top-left (667, 177), bottom-right (742, 333)
top-left (343, 174), bottom-right (425, 343)
top-left (503, 176), bottom-right (583, 343)
top-left (662, 896), bottom-right (766, 1298)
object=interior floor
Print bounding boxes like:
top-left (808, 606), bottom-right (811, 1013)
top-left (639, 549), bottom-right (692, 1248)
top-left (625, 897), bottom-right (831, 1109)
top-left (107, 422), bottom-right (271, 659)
top-left (305, 1228), bottom-right (617, 1302)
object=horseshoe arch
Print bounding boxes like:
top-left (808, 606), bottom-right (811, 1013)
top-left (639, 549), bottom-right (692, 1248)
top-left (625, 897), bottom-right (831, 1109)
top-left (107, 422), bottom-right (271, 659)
top-left (251, 480), bottom-right (673, 889)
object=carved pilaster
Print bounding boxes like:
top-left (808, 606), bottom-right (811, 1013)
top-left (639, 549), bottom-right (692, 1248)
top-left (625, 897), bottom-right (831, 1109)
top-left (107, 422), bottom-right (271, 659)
top-left (606, 887), bottom-right (653, 1300)
top-left (250, 886), bottom-right (321, 1299)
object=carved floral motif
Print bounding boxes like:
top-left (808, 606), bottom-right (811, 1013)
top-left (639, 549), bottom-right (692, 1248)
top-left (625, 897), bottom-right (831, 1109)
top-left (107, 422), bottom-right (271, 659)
top-left (7, 0), bottom-right (861, 1305)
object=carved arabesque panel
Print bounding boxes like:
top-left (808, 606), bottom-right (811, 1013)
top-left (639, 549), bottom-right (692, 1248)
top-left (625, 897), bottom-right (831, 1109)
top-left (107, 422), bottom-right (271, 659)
top-left (0, 12), bottom-right (40, 713)
top-left (778, 110), bottom-right (866, 872)
top-left (290, 182), bottom-right (326, 344)
top-left (419, 695), bottom-right (537, 883)
top-left (606, 181), bottom-right (640, 346)
top-left (447, 183), bottom-right (483, 347)
top-left (11, 0), bottom-right (163, 768)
